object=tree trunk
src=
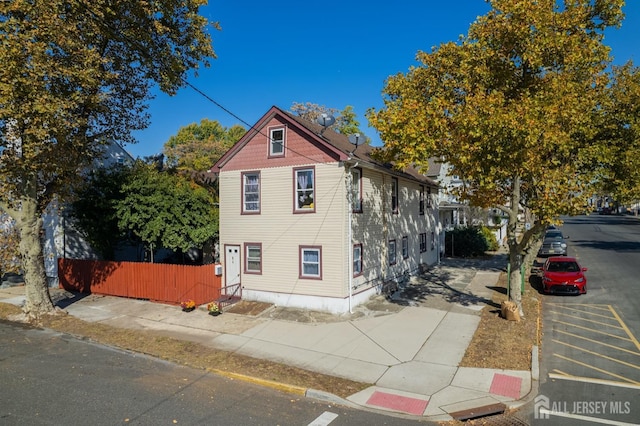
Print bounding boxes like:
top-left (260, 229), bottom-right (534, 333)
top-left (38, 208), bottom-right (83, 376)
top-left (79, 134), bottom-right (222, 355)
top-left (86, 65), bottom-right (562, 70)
top-left (508, 244), bottom-right (524, 317)
top-left (18, 195), bottom-right (56, 318)
top-left (506, 175), bottom-right (524, 317)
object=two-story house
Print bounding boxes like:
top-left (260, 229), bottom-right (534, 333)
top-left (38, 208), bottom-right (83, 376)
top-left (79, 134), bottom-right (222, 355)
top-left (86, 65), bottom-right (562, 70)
top-left (212, 106), bottom-right (440, 313)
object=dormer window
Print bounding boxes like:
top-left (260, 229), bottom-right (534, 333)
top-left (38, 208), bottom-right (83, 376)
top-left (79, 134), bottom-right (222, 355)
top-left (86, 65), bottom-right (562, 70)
top-left (269, 127), bottom-right (285, 157)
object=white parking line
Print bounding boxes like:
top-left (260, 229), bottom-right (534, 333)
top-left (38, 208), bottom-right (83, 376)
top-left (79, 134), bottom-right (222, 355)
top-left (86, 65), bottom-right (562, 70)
top-left (308, 411), bottom-right (339, 426)
top-left (548, 372), bottom-right (640, 389)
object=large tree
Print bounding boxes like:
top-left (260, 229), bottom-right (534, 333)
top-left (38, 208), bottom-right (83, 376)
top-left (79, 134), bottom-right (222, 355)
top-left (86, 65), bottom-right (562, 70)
top-left (367, 0), bottom-right (626, 315)
top-left (596, 63), bottom-right (640, 207)
top-left (115, 162), bottom-right (218, 259)
top-left (163, 119), bottom-right (245, 171)
top-left (0, 0), bottom-right (217, 318)
top-left (71, 161), bottom-right (218, 262)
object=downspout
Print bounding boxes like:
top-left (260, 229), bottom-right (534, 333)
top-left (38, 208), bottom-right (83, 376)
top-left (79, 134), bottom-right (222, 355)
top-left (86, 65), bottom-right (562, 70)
top-left (346, 160), bottom-right (359, 314)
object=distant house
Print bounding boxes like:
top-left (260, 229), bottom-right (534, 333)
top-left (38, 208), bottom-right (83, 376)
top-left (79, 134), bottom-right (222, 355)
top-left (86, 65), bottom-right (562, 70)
top-left (212, 106), bottom-right (440, 313)
top-left (425, 159), bottom-right (467, 253)
top-left (426, 158), bottom-right (507, 248)
top-left (42, 141), bottom-right (134, 286)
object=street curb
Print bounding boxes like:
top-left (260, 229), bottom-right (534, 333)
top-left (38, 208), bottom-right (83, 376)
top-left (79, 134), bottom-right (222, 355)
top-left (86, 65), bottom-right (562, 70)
top-left (305, 389), bottom-right (359, 408)
top-left (208, 368), bottom-right (308, 396)
top-left (208, 369), bottom-right (361, 410)
top-left (506, 344), bottom-right (540, 410)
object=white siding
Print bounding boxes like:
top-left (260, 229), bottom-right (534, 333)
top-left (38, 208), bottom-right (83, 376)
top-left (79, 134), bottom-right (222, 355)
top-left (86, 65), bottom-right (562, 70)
top-left (219, 163), bottom-right (348, 300)
top-left (220, 160), bottom-right (440, 312)
top-left (352, 169), bottom-right (439, 293)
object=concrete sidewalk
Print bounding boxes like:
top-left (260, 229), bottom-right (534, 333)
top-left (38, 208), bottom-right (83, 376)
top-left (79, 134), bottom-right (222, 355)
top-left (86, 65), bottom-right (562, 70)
top-left (0, 254), bottom-right (538, 422)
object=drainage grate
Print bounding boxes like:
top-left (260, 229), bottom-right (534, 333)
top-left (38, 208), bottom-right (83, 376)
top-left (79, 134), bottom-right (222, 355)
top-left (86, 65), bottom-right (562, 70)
top-left (461, 413), bottom-right (529, 425)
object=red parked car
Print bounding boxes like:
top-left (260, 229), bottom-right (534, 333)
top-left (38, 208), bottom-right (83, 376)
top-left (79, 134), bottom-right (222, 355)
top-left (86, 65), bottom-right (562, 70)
top-left (541, 256), bottom-right (588, 295)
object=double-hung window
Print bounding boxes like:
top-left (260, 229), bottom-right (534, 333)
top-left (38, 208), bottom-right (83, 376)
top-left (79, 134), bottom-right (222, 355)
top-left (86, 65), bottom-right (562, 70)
top-left (353, 243), bottom-right (363, 277)
top-left (242, 172), bottom-right (260, 213)
top-left (294, 167), bottom-right (315, 212)
top-left (269, 127), bottom-right (285, 157)
top-left (391, 177), bottom-right (398, 214)
top-left (351, 168), bottom-right (362, 213)
top-left (389, 239), bottom-right (397, 265)
top-left (300, 246), bottom-right (322, 279)
top-left (419, 233), bottom-right (427, 253)
top-left (419, 185), bottom-right (425, 215)
top-left (245, 243), bottom-right (262, 274)
top-left (402, 236), bottom-right (409, 259)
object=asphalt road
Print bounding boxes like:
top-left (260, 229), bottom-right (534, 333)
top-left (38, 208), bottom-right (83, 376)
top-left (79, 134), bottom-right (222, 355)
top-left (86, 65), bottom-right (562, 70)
top-left (0, 320), bottom-right (430, 425)
top-left (534, 214), bottom-right (640, 425)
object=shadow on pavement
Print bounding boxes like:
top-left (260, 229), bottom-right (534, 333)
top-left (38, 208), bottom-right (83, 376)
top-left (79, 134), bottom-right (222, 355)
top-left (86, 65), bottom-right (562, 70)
top-left (392, 252), bottom-right (508, 310)
top-left (51, 290), bottom-right (90, 309)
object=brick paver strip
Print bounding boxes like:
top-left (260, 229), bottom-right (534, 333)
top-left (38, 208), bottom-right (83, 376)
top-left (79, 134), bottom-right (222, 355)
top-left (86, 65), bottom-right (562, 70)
top-left (489, 373), bottom-right (522, 399)
top-left (366, 390), bottom-right (429, 415)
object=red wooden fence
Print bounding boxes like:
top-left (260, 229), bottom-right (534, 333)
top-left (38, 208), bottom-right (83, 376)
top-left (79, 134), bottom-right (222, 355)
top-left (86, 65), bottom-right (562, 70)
top-left (58, 258), bottom-right (222, 306)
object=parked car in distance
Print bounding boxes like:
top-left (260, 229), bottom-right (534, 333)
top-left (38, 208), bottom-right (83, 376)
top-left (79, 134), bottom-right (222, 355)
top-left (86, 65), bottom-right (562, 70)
top-left (599, 206), bottom-right (612, 215)
top-left (538, 229), bottom-right (568, 257)
top-left (541, 256), bottom-right (587, 295)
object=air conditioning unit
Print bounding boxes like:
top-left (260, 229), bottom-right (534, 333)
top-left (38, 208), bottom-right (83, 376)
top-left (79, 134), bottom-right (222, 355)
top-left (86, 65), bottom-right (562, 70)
top-left (214, 264), bottom-right (223, 276)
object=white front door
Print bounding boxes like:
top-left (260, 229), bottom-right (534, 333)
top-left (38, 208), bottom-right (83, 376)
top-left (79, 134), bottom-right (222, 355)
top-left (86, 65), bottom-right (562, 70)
top-left (224, 245), bottom-right (241, 287)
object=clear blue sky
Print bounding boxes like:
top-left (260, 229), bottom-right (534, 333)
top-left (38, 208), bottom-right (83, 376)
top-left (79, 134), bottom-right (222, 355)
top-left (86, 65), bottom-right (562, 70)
top-left (129, 1), bottom-right (640, 159)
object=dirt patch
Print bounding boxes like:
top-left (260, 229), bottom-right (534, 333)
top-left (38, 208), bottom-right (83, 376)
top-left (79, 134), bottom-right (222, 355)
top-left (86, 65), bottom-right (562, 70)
top-left (225, 300), bottom-right (273, 316)
top-left (459, 272), bottom-right (541, 370)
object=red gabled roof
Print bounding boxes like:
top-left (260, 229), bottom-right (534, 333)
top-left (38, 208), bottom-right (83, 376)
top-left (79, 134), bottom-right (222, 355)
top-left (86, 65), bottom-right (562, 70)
top-left (212, 105), bottom-right (439, 188)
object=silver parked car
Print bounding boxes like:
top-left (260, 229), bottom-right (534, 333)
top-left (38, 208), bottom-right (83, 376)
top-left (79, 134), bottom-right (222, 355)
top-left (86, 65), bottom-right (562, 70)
top-left (538, 230), bottom-right (568, 257)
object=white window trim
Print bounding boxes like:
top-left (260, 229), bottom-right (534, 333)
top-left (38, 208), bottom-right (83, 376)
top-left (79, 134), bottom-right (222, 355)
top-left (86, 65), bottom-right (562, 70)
top-left (391, 177), bottom-right (398, 214)
top-left (402, 236), bottom-right (409, 259)
top-left (389, 239), bottom-right (397, 265)
top-left (269, 127), bottom-right (285, 157)
top-left (300, 246), bottom-right (322, 279)
top-left (353, 243), bottom-right (363, 277)
top-left (245, 243), bottom-right (262, 274)
top-left (420, 232), bottom-right (427, 253)
top-left (294, 167), bottom-right (315, 213)
top-left (242, 172), bottom-right (260, 214)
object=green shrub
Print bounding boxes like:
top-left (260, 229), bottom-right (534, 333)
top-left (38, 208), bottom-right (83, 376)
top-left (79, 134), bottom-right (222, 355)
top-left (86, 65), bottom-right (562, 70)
top-left (445, 226), bottom-right (490, 257)
top-left (480, 226), bottom-right (500, 251)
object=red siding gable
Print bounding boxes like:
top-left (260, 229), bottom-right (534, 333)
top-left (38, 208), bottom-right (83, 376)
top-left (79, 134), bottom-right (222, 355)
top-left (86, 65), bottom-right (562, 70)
top-left (221, 116), bottom-right (342, 172)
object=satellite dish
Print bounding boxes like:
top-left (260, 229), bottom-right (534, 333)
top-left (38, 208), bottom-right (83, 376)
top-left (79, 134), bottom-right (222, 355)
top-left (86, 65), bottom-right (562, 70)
top-left (317, 113), bottom-right (336, 128)
top-left (348, 133), bottom-right (365, 148)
